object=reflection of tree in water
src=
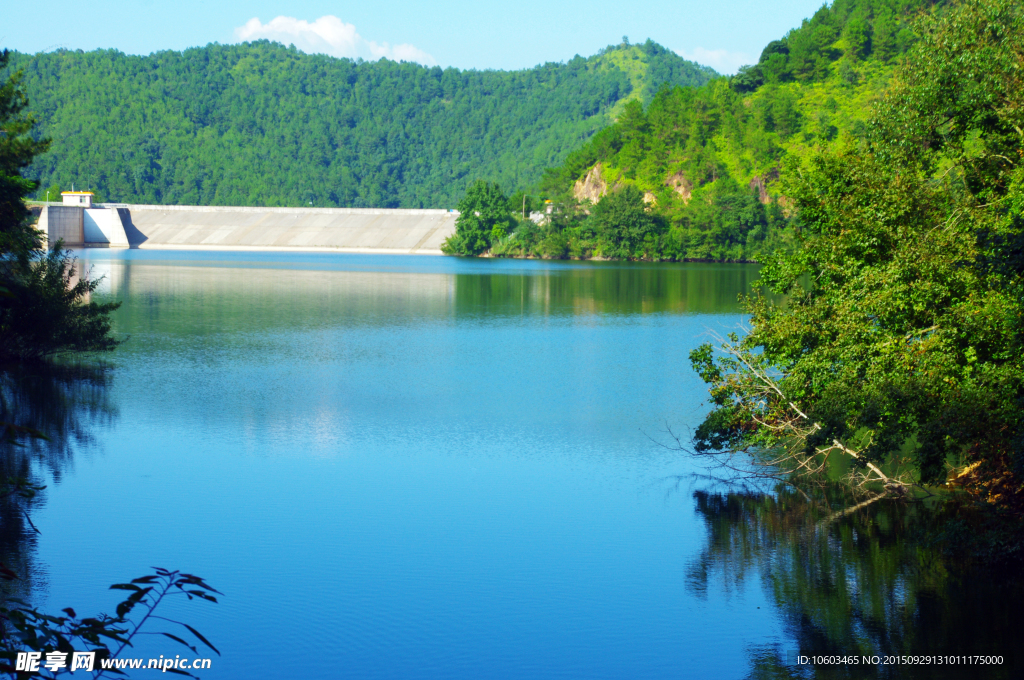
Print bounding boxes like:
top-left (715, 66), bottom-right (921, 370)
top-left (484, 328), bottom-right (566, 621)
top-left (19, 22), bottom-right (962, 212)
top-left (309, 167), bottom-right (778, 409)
top-left (0, 363), bottom-right (116, 600)
top-left (688, 486), bottom-right (1024, 679)
top-left (452, 264), bottom-right (763, 317)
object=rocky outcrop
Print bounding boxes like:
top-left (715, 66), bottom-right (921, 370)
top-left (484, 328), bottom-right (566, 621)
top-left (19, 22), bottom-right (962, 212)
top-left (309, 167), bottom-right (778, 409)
top-left (748, 176), bottom-right (770, 204)
top-left (665, 170), bottom-right (692, 204)
top-left (748, 166), bottom-right (780, 205)
top-left (642, 192), bottom-right (656, 205)
top-left (573, 164), bottom-right (609, 203)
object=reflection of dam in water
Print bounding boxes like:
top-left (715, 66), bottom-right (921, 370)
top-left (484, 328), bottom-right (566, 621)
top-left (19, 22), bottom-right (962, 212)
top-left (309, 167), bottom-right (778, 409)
top-left (84, 256), bottom-right (459, 335)
top-left (80, 252), bottom-right (760, 334)
top-left (41, 204), bottom-right (458, 254)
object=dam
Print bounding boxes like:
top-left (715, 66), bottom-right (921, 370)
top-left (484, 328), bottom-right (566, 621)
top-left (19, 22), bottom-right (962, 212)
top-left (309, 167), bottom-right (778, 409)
top-left (39, 202), bottom-right (458, 254)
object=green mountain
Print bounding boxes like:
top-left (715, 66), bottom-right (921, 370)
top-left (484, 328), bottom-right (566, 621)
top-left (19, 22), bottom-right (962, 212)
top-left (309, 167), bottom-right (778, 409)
top-left (481, 0), bottom-right (944, 261)
top-left (8, 40), bottom-right (715, 208)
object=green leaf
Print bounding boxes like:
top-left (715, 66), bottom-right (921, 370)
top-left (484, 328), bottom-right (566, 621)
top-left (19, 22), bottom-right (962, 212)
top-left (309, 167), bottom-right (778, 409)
top-left (110, 583), bottom-right (142, 592)
top-left (161, 632), bottom-right (198, 654)
top-left (130, 575), bottom-right (160, 584)
top-left (181, 623), bottom-right (220, 655)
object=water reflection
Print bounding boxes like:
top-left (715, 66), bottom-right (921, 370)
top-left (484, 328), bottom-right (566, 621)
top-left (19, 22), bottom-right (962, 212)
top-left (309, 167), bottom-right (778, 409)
top-left (0, 363), bottom-right (116, 598)
top-left (451, 263), bottom-right (762, 317)
top-left (79, 253), bottom-right (762, 343)
top-left (688, 486), bottom-right (1024, 679)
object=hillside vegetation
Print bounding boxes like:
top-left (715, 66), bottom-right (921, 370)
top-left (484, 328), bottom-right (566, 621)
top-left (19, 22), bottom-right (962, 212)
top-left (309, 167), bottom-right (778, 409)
top-left (448, 0), bottom-right (945, 261)
top-left (7, 40), bottom-right (714, 209)
top-left (692, 0), bottom-right (1024, 515)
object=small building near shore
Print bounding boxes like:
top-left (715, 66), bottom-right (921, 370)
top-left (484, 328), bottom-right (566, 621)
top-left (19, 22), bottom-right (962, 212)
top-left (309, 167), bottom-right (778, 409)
top-left (62, 191), bottom-right (94, 207)
top-left (40, 191), bottom-right (129, 248)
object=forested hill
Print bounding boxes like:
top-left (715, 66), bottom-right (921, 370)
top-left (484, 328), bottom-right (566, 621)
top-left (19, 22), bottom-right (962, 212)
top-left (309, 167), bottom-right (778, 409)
top-left (523, 0), bottom-right (943, 261)
top-left (8, 40), bottom-right (715, 208)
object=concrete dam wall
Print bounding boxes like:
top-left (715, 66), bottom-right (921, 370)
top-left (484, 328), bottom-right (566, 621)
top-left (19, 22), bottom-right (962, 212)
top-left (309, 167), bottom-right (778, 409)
top-left (40, 204), bottom-right (458, 254)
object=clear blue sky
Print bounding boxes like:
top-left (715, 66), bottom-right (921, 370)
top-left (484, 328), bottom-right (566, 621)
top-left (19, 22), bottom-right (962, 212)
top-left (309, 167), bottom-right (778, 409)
top-left (3, 0), bottom-right (826, 74)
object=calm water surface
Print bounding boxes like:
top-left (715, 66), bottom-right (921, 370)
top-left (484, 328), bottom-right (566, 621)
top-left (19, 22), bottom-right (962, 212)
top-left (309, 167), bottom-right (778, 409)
top-left (10, 251), bottom-right (1020, 679)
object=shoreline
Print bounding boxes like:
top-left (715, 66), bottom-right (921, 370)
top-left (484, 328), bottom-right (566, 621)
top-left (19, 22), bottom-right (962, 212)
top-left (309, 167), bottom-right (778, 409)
top-left (476, 252), bottom-right (760, 264)
top-left (77, 243), bottom-right (757, 262)
top-left (79, 243), bottom-right (445, 256)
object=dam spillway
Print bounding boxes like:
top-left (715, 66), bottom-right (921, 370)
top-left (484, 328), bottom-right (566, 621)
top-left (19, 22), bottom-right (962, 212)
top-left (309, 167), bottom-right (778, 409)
top-left (40, 204), bottom-right (458, 254)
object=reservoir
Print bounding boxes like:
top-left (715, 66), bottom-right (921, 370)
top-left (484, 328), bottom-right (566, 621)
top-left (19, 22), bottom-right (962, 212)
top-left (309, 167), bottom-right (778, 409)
top-left (9, 251), bottom-right (1021, 678)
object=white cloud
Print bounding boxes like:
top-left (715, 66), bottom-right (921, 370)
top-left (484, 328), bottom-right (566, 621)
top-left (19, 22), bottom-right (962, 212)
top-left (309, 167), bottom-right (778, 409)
top-left (235, 16), bottom-right (436, 66)
top-left (675, 47), bottom-right (753, 75)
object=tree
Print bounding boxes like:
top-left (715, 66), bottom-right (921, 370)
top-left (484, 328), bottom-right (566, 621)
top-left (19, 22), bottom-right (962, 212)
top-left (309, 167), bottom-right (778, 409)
top-left (843, 9), bottom-right (872, 61)
top-left (730, 65), bottom-right (764, 93)
top-left (441, 181), bottom-right (513, 255)
top-left (0, 50), bottom-right (48, 259)
top-left (0, 248), bottom-right (122, 362)
top-left (758, 40), bottom-right (790, 85)
top-left (0, 51), bottom-right (121, 363)
top-left (689, 0), bottom-right (1024, 507)
top-left (39, 184), bottom-right (62, 203)
top-left (590, 186), bottom-right (665, 258)
top-left (872, 9), bottom-right (899, 62)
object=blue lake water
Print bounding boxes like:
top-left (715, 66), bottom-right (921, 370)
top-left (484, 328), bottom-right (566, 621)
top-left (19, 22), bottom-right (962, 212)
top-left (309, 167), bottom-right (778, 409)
top-left (22, 251), bottom-right (775, 678)
top-left (16, 251), bottom-right (1018, 679)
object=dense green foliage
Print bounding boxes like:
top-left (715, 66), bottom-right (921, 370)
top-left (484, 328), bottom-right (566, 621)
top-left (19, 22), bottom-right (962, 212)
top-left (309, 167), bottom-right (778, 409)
top-left (491, 186), bottom-right (679, 260)
top-left (441, 181), bottom-right (515, 255)
top-left (0, 248), bottom-right (122, 362)
top-left (445, 0), bottom-right (942, 261)
top-left (0, 51), bottom-right (48, 259)
top-left (733, 0), bottom-right (934, 90)
top-left (9, 40), bottom-right (714, 209)
top-left (0, 50), bottom-right (121, 363)
top-left (689, 0), bottom-right (1024, 507)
